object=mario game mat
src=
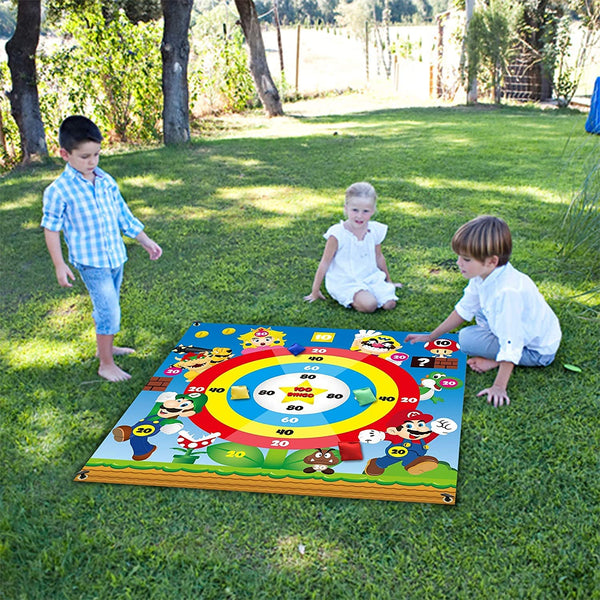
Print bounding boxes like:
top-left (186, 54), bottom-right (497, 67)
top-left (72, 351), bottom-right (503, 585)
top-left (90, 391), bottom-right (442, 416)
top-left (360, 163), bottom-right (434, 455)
top-left (76, 322), bottom-right (467, 504)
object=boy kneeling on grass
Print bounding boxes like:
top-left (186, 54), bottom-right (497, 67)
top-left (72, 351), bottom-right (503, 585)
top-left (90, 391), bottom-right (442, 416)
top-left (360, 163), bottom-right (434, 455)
top-left (405, 215), bottom-right (561, 407)
top-left (41, 116), bottom-right (162, 382)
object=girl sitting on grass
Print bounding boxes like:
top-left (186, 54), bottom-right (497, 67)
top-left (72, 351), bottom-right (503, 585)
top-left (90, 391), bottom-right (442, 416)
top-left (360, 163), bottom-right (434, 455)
top-left (304, 182), bottom-right (402, 313)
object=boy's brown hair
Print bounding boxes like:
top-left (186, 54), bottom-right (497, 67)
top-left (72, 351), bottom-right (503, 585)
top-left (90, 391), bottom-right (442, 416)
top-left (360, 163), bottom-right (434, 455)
top-left (451, 215), bottom-right (512, 266)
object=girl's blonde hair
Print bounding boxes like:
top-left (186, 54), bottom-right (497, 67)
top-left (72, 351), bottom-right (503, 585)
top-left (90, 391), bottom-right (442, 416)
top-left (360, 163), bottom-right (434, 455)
top-left (345, 182), bottom-right (377, 206)
top-left (451, 215), bottom-right (512, 266)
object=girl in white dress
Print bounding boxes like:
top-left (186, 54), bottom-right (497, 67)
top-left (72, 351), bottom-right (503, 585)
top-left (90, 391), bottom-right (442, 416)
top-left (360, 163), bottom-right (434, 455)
top-left (304, 182), bottom-right (402, 313)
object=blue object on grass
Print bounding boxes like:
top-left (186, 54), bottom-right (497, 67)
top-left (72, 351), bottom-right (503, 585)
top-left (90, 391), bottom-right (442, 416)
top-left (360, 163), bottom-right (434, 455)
top-left (585, 76), bottom-right (600, 134)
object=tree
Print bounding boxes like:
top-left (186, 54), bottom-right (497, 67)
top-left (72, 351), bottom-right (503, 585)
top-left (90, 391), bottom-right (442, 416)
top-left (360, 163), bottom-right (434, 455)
top-left (234, 0), bottom-right (284, 116)
top-left (552, 0), bottom-right (600, 106)
top-left (46, 0), bottom-right (186, 144)
top-left (336, 0), bottom-right (372, 81)
top-left (4, 0), bottom-right (47, 162)
top-left (465, 0), bottom-right (478, 103)
top-left (373, 0), bottom-right (393, 79)
top-left (45, 0), bottom-right (162, 25)
top-left (519, 0), bottom-right (556, 100)
top-left (101, 0), bottom-right (162, 23)
top-left (161, 0), bottom-right (193, 144)
top-left (466, 0), bottom-right (521, 103)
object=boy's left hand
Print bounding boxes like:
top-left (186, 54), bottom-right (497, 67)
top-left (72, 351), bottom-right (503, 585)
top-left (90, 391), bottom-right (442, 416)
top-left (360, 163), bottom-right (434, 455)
top-left (477, 384), bottom-right (510, 407)
top-left (144, 241), bottom-right (162, 260)
top-left (136, 231), bottom-right (163, 260)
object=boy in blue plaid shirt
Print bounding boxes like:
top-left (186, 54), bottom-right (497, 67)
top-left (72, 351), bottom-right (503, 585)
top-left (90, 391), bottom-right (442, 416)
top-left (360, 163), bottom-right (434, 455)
top-left (41, 116), bottom-right (162, 382)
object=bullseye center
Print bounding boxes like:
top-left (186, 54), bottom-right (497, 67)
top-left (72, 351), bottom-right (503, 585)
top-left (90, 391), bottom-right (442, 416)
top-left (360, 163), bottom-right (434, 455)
top-left (253, 373), bottom-right (350, 415)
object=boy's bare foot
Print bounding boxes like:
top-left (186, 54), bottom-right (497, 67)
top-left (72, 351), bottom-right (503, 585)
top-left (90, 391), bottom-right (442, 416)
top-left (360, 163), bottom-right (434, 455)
top-left (96, 346), bottom-right (135, 357)
top-left (98, 363), bottom-right (131, 382)
top-left (467, 357), bottom-right (499, 373)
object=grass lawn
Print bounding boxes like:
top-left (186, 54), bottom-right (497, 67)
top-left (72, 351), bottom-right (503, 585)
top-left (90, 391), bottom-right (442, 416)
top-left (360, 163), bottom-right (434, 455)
top-left (1, 101), bottom-right (599, 599)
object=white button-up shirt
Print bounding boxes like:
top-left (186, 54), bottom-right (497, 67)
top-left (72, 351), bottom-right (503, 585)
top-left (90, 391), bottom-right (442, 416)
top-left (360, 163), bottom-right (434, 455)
top-left (455, 262), bottom-right (561, 364)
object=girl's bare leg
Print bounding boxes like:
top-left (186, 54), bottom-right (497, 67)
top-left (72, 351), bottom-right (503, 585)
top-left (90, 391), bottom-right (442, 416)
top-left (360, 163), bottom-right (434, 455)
top-left (352, 290), bottom-right (378, 313)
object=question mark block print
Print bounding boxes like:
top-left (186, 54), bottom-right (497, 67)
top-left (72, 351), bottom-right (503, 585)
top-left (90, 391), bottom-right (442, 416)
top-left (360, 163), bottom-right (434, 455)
top-left (411, 356), bottom-right (436, 368)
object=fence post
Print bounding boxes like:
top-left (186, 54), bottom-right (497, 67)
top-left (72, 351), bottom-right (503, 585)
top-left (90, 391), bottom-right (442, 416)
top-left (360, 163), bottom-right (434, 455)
top-left (295, 24), bottom-right (301, 92)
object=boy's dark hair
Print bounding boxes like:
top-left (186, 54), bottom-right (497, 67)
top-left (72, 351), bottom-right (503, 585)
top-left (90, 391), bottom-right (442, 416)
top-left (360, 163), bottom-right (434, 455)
top-left (59, 116), bottom-right (103, 152)
top-left (451, 215), bottom-right (512, 266)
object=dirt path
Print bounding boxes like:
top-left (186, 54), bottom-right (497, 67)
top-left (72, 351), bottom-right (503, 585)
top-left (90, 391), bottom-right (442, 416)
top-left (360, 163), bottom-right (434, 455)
top-left (282, 81), bottom-right (448, 118)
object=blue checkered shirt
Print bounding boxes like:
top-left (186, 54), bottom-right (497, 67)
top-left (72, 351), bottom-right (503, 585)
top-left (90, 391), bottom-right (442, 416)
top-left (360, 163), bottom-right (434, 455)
top-left (41, 163), bottom-right (144, 268)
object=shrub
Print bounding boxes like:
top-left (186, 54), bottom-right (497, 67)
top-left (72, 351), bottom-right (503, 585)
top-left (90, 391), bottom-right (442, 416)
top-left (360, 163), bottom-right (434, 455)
top-left (38, 7), bottom-right (163, 145)
top-left (465, 0), bottom-right (521, 103)
top-left (0, 61), bottom-right (19, 170)
top-left (560, 156), bottom-right (600, 261)
top-left (189, 6), bottom-right (255, 115)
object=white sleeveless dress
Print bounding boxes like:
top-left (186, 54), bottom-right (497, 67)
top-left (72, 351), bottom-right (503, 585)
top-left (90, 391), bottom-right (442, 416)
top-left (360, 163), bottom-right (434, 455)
top-left (324, 221), bottom-right (397, 308)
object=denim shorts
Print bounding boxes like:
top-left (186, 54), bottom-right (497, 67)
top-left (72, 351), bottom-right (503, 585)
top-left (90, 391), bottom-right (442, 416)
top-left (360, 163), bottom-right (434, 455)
top-left (75, 263), bottom-right (124, 336)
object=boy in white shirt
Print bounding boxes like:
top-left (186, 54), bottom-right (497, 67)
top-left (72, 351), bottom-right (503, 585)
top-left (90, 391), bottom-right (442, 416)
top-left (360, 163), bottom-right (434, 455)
top-left (405, 216), bottom-right (561, 407)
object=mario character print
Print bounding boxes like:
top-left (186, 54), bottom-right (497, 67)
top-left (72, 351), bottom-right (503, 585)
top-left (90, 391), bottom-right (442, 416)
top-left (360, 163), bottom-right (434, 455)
top-left (173, 347), bottom-right (233, 381)
top-left (359, 410), bottom-right (457, 476)
top-left (424, 338), bottom-right (460, 358)
top-left (303, 448), bottom-right (341, 474)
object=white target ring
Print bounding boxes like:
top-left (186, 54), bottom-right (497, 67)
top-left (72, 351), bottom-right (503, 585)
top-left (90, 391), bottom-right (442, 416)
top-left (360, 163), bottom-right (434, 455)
top-left (253, 373), bottom-right (350, 415)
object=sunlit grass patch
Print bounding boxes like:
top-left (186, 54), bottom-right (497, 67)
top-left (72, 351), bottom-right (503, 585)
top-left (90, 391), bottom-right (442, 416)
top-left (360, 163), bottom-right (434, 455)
top-left (120, 174), bottom-right (185, 191)
top-left (0, 194), bottom-right (40, 212)
top-left (3, 339), bottom-right (88, 370)
top-left (216, 185), bottom-right (329, 217)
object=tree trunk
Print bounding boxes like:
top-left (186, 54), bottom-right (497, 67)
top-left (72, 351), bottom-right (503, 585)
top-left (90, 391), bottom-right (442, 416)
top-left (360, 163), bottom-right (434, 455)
top-left (273, 0), bottom-right (285, 76)
top-left (5, 0), bottom-right (47, 163)
top-left (160, 0), bottom-right (192, 145)
top-left (465, 0), bottom-right (478, 103)
top-left (494, 62), bottom-right (502, 103)
top-left (540, 65), bottom-right (553, 101)
top-left (234, 0), bottom-right (283, 117)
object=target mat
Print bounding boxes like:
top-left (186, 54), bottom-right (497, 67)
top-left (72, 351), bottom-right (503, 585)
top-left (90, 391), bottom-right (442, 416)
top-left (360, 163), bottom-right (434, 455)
top-left (77, 322), bottom-right (467, 504)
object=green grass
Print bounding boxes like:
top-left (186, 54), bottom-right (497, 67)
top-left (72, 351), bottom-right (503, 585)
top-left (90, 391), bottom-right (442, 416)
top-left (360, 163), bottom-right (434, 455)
top-left (1, 102), bottom-right (599, 599)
